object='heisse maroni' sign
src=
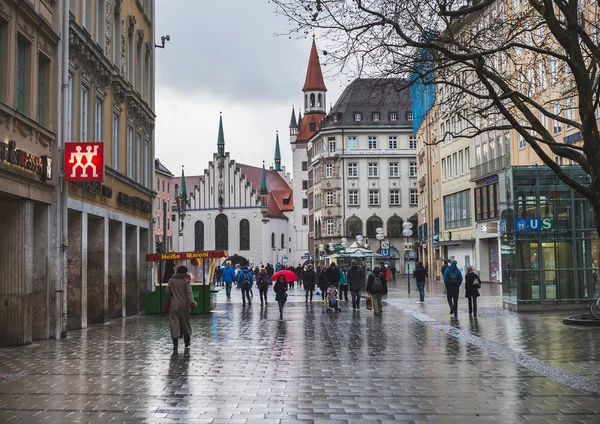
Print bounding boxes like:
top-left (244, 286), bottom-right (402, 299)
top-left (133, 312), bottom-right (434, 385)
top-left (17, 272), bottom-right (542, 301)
top-left (146, 251), bottom-right (228, 262)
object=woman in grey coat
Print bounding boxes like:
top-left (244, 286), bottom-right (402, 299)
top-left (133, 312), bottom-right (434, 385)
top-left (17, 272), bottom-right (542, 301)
top-left (167, 266), bottom-right (197, 350)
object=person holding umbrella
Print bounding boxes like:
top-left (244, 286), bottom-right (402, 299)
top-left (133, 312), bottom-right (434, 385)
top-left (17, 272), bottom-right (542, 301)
top-left (273, 274), bottom-right (288, 318)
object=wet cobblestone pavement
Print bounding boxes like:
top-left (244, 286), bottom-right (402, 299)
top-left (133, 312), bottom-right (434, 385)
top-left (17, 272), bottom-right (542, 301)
top-left (1, 279), bottom-right (599, 423)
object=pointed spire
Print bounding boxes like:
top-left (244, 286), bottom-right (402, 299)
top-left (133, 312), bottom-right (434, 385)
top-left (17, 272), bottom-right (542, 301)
top-left (260, 161), bottom-right (269, 195)
top-left (217, 112), bottom-right (225, 158)
top-left (302, 38), bottom-right (327, 92)
top-left (179, 166), bottom-right (187, 206)
top-left (297, 109), bottom-right (302, 129)
top-left (274, 131), bottom-right (281, 171)
top-left (289, 106), bottom-right (297, 128)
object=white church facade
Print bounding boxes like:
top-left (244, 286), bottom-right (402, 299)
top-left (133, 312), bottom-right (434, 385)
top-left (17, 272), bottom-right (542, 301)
top-left (172, 114), bottom-right (303, 267)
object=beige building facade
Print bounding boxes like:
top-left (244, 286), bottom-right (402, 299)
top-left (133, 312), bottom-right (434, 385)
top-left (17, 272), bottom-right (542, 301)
top-left (65, 0), bottom-right (155, 329)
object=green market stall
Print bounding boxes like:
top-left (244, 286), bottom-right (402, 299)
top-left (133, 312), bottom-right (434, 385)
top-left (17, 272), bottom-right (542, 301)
top-left (145, 250), bottom-right (228, 314)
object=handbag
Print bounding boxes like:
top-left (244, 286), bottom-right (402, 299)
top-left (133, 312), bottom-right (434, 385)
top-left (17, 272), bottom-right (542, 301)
top-left (163, 287), bottom-right (172, 313)
top-left (474, 276), bottom-right (482, 289)
top-left (365, 294), bottom-right (373, 310)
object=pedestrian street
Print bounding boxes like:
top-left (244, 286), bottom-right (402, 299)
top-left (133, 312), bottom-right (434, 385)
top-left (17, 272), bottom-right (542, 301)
top-left (0, 279), bottom-right (599, 423)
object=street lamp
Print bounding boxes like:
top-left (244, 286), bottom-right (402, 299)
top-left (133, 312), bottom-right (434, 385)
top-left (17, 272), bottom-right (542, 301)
top-left (155, 34), bottom-right (170, 49)
top-left (403, 221), bottom-right (414, 293)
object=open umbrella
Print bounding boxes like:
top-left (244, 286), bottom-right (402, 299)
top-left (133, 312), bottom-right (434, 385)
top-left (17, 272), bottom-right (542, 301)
top-left (271, 269), bottom-right (297, 282)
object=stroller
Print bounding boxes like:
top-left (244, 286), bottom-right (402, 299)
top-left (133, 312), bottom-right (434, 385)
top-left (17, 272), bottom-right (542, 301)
top-left (326, 285), bottom-right (341, 313)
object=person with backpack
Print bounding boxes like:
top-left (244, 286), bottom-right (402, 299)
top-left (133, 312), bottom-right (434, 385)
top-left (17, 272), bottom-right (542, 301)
top-left (413, 261), bottom-right (428, 303)
top-left (347, 260), bottom-right (365, 310)
top-left (367, 265), bottom-right (387, 315)
top-left (443, 260), bottom-right (463, 316)
top-left (464, 266), bottom-right (481, 316)
top-left (273, 274), bottom-right (288, 318)
top-left (338, 265), bottom-right (349, 301)
top-left (237, 266), bottom-right (254, 306)
top-left (302, 264), bottom-right (316, 303)
top-left (256, 267), bottom-right (271, 306)
top-left (222, 263), bottom-right (236, 299)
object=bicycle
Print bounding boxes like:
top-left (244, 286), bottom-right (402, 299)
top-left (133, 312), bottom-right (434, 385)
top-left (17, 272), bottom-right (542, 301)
top-left (591, 297), bottom-right (600, 319)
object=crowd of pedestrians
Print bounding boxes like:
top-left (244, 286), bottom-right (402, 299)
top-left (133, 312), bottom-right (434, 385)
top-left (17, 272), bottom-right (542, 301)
top-left (165, 257), bottom-right (484, 350)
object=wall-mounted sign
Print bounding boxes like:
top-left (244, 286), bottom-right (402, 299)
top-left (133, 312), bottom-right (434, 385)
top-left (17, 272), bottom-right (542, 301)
top-left (485, 175), bottom-right (499, 184)
top-left (563, 131), bottom-right (582, 145)
top-left (515, 217), bottom-right (553, 231)
top-left (117, 192), bottom-right (152, 213)
top-left (72, 181), bottom-right (113, 198)
top-left (64, 142), bottom-right (104, 182)
top-left (0, 140), bottom-right (52, 182)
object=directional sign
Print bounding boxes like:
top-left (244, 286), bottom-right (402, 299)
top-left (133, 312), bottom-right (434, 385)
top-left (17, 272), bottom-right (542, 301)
top-left (541, 217), bottom-right (553, 230)
top-left (381, 249), bottom-right (389, 256)
top-left (381, 241), bottom-right (390, 249)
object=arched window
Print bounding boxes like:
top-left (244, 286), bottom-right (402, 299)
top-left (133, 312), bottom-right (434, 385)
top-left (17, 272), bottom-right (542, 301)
top-left (215, 214), bottom-right (228, 250)
top-left (194, 221), bottom-right (204, 251)
top-left (304, 94), bottom-right (308, 110)
top-left (239, 219), bottom-right (250, 250)
top-left (346, 216), bottom-right (363, 237)
top-left (271, 232), bottom-right (275, 248)
top-left (387, 215), bottom-right (404, 237)
top-left (366, 215), bottom-right (383, 237)
top-left (281, 233), bottom-right (285, 248)
top-left (317, 93), bottom-right (322, 107)
top-left (310, 93), bottom-right (315, 107)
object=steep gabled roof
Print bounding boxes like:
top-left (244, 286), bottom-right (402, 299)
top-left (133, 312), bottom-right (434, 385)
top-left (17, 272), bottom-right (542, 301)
top-left (296, 112), bottom-right (326, 142)
top-left (302, 40), bottom-right (327, 92)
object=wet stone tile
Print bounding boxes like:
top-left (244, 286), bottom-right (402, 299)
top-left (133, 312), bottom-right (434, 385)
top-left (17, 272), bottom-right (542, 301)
top-left (0, 282), bottom-right (599, 422)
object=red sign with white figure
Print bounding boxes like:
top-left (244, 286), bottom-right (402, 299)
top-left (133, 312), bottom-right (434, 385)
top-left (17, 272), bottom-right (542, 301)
top-left (64, 142), bottom-right (105, 182)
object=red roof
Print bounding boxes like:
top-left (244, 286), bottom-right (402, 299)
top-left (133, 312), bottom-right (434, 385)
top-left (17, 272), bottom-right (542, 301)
top-left (237, 164), bottom-right (293, 218)
top-left (170, 163), bottom-right (293, 218)
top-left (302, 40), bottom-right (327, 92)
top-left (297, 113), bottom-right (326, 142)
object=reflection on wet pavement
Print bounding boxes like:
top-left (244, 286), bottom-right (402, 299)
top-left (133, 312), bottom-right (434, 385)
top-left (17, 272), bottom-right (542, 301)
top-left (0, 278), bottom-right (598, 423)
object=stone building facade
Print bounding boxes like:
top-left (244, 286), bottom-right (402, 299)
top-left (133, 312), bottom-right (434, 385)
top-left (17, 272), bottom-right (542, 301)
top-left (306, 78), bottom-right (418, 271)
top-left (0, 0), bottom-right (60, 346)
top-left (154, 158), bottom-right (173, 252)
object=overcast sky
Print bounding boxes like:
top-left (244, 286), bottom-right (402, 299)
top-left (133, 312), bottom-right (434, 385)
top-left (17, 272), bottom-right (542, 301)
top-left (154, 0), bottom-right (344, 179)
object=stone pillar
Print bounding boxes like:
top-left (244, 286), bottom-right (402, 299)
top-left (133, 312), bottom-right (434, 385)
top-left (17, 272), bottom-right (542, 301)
top-left (87, 215), bottom-right (107, 324)
top-left (0, 200), bottom-right (34, 346)
top-left (139, 227), bottom-right (149, 311)
top-left (67, 211), bottom-right (85, 330)
top-left (108, 220), bottom-right (124, 317)
top-left (125, 225), bottom-right (139, 315)
top-left (32, 203), bottom-right (50, 340)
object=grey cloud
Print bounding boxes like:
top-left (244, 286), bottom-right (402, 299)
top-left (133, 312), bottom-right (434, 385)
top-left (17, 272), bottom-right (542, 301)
top-left (155, 0), bottom-right (308, 102)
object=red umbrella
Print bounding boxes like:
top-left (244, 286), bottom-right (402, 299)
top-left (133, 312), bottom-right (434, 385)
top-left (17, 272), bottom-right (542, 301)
top-left (272, 269), bottom-right (297, 282)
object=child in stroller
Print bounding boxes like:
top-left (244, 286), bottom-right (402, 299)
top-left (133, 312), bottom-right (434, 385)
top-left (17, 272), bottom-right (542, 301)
top-left (326, 285), bottom-right (341, 313)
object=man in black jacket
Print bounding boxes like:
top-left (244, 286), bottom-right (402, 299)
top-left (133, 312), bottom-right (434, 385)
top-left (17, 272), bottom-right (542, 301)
top-left (302, 264), bottom-right (316, 303)
top-left (413, 261), bottom-right (428, 303)
top-left (347, 260), bottom-right (365, 310)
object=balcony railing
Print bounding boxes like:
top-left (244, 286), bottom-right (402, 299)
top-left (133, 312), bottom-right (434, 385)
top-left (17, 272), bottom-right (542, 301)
top-left (470, 155), bottom-right (510, 181)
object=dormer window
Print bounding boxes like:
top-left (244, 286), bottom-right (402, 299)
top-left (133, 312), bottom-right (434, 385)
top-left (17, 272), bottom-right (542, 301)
top-left (354, 112), bottom-right (362, 121)
top-left (389, 112), bottom-right (398, 121)
top-left (372, 112), bottom-right (380, 121)
top-left (332, 114), bottom-right (338, 122)
top-left (406, 111), bottom-right (413, 120)
top-left (309, 120), bottom-right (316, 131)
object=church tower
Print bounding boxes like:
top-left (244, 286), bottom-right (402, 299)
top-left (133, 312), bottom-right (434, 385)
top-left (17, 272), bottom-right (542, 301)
top-left (289, 38), bottom-right (328, 265)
